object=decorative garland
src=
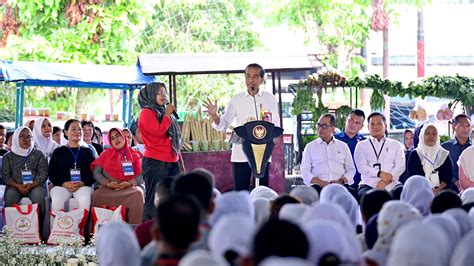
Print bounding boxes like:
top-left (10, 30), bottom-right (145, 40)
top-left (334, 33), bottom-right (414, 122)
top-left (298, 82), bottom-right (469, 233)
top-left (347, 74), bottom-right (474, 110)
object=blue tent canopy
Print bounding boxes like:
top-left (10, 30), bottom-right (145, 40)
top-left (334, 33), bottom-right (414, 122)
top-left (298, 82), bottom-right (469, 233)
top-left (0, 60), bottom-right (154, 128)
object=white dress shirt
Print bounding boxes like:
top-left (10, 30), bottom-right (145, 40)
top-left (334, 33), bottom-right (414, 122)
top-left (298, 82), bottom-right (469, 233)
top-left (354, 136), bottom-right (405, 190)
top-left (300, 137), bottom-right (356, 185)
top-left (213, 89), bottom-right (280, 162)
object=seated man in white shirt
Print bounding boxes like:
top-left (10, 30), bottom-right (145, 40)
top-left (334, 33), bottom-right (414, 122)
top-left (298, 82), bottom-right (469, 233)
top-left (354, 112), bottom-right (405, 199)
top-left (300, 113), bottom-right (356, 196)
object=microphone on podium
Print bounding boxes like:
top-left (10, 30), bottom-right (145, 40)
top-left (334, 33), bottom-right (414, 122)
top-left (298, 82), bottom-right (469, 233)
top-left (251, 86), bottom-right (259, 120)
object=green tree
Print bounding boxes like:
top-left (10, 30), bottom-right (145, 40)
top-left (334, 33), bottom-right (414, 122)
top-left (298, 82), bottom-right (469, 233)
top-left (135, 0), bottom-right (262, 114)
top-left (266, 0), bottom-right (371, 77)
top-left (0, 0), bottom-right (154, 120)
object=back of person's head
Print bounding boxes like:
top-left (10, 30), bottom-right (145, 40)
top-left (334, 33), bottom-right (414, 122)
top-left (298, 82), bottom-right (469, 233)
top-left (431, 190), bottom-right (462, 214)
top-left (386, 222), bottom-right (450, 266)
top-left (289, 185), bottom-right (319, 205)
top-left (179, 250), bottom-right (228, 266)
top-left (319, 253), bottom-right (341, 266)
top-left (208, 214), bottom-right (256, 265)
top-left (269, 194), bottom-right (300, 220)
top-left (360, 189), bottom-right (392, 223)
top-left (191, 168), bottom-right (216, 188)
top-left (172, 172), bottom-right (213, 211)
top-left (253, 219), bottom-right (308, 265)
top-left (209, 190), bottom-right (254, 226)
top-left (156, 194), bottom-right (201, 250)
top-left (96, 222), bottom-right (140, 266)
top-left (155, 176), bottom-right (175, 207)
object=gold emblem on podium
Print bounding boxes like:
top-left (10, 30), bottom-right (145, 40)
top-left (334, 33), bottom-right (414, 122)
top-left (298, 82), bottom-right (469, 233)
top-left (253, 125), bottom-right (266, 139)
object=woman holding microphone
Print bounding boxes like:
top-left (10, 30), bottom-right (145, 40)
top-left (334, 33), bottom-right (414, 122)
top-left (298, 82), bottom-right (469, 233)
top-left (138, 82), bottom-right (183, 221)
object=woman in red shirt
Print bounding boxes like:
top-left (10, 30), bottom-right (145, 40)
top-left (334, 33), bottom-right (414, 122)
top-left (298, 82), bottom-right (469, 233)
top-left (138, 82), bottom-right (183, 221)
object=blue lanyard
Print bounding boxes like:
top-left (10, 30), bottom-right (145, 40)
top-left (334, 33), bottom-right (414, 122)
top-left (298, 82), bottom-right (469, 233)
top-left (67, 145), bottom-right (81, 169)
top-left (422, 152), bottom-right (439, 167)
top-left (23, 149), bottom-right (31, 169)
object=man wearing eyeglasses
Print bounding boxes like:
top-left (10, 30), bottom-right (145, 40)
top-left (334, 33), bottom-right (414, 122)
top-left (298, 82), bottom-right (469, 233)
top-left (300, 113), bottom-right (356, 194)
top-left (334, 109), bottom-right (366, 196)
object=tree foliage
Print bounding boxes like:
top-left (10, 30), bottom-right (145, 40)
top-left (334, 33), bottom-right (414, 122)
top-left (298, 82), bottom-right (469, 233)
top-left (0, 0), bottom-right (262, 121)
top-left (135, 0), bottom-right (262, 115)
top-left (267, 0), bottom-right (371, 77)
top-left (0, 0), bottom-right (153, 121)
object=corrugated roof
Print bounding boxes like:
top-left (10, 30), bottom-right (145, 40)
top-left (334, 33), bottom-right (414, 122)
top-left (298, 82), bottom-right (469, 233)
top-left (138, 52), bottom-right (321, 75)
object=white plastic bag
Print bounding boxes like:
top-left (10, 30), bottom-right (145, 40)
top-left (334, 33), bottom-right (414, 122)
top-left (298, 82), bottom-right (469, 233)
top-left (91, 205), bottom-right (126, 234)
top-left (47, 208), bottom-right (88, 245)
top-left (4, 204), bottom-right (41, 244)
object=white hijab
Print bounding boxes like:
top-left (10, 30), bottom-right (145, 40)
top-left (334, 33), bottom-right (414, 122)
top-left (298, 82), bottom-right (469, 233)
top-left (178, 250), bottom-right (228, 266)
top-left (364, 201), bottom-right (422, 266)
top-left (96, 222), bottom-right (140, 266)
top-left (253, 197), bottom-right (270, 226)
top-left (386, 222), bottom-right (450, 266)
top-left (442, 208), bottom-right (471, 235)
top-left (208, 214), bottom-right (255, 258)
top-left (32, 117), bottom-right (59, 156)
top-left (459, 145), bottom-right (474, 181)
top-left (400, 175), bottom-right (434, 216)
top-left (289, 185), bottom-right (319, 205)
top-left (250, 186), bottom-right (278, 201)
top-left (416, 124), bottom-right (449, 177)
top-left (303, 203), bottom-right (362, 263)
top-left (11, 126), bottom-right (34, 157)
top-left (450, 231), bottom-right (474, 266)
top-left (319, 184), bottom-right (361, 228)
top-left (303, 220), bottom-right (353, 264)
top-left (423, 214), bottom-right (461, 258)
top-left (279, 204), bottom-right (308, 225)
top-left (209, 191), bottom-right (254, 226)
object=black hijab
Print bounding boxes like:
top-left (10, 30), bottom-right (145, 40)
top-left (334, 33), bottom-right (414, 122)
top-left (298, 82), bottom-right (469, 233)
top-left (138, 82), bottom-right (182, 155)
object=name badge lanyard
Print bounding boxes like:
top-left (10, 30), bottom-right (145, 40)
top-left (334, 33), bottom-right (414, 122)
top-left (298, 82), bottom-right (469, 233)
top-left (67, 145), bottom-right (81, 169)
top-left (422, 152), bottom-right (439, 168)
top-left (23, 149), bottom-right (31, 170)
top-left (369, 139), bottom-right (386, 163)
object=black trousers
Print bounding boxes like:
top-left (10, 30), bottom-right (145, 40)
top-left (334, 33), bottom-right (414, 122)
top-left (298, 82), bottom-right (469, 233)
top-left (232, 162), bottom-right (270, 191)
top-left (358, 184), bottom-right (404, 200)
top-left (142, 157), bottom-right (180, 221)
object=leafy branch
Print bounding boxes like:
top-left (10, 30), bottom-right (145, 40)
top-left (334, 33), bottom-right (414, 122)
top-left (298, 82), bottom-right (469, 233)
top-left (347, 74), bottom-right (474, 110)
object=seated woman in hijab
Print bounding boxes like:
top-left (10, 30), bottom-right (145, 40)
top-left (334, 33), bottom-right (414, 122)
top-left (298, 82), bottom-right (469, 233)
top-left (2, 126), bottom-right (48, 218)
top-left (91, 128), bottom-right (144, 225)
top-left (458, 146), bottom-right (474, 193)
top-left (33, 117), bottom-right (60, 159)
top-left (407, 123), bottom-right (453, 193)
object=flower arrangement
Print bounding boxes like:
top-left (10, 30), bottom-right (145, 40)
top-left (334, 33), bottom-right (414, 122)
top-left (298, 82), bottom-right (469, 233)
top-left (0, 227), bottom-right (97, 265)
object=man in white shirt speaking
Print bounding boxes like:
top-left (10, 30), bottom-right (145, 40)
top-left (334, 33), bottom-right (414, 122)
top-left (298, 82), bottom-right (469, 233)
top-left (203, 63), bottom-right (280, 191)
top-left (354, 112), bottom-right (405, 199)
top-left (300, 113), bottom-right (356, 196)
